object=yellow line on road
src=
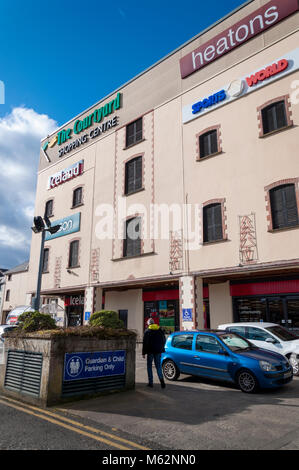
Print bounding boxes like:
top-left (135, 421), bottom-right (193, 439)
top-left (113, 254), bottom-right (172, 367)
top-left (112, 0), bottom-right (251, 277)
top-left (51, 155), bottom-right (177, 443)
top-left (1, 395), bottom-right (149, 450)
top-left (0, 397), bottom-right (135, 450)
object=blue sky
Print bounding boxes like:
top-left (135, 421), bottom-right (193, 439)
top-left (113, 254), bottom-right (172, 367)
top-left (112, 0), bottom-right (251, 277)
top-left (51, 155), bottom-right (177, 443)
top-left (0, 0), bottom-right (247, 268)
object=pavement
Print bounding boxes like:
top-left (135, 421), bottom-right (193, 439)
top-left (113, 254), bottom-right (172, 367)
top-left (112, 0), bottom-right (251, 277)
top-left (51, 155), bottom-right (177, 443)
top-left (55, 343), bottom-right (299, 450)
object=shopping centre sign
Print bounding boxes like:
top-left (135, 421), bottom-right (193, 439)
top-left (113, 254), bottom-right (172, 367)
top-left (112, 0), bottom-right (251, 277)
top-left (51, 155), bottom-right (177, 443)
top-left (180, 0), bottom-right (299, 79)
top-left (42, 92), bottom-right (122, 159)
top-left (45, 212), bottom-right (81, 241)
top-left (182, 48), bottom-right (299, 124)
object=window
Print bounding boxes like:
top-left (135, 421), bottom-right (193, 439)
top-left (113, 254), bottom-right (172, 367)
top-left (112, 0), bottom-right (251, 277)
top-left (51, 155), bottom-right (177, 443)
top-left (125, 156), bottom-right (142, 195)
top-left (8, 275), bottom-right (12, 281)
top-left (126, 118), bottom-right (142, 147)
top-left (227, 326), bottom-right (247, 338)
top-left (172, 334), bottom-right (194, 350)
top-left (196, 335), bottom-right (222, 354)
top-left (42, 248), bottom-right (49, 273)
top-left (5, 290), bottom-right (10, 301)
top-left (261, 100), bottom-right (287, 135)
top-left (203, 203), bottom-right (223, 242)
top-left (45, 199), bottom-right (53, 218)
top-left (270, 184), bottom-right (298, 229)
top-left (72, 187), bottom-right (83, 208)
top-left (246, 327), bottom-right (273, 342)
top-left (123, 217), bottom-right (141, 257)
top-left (199, 129), bottom-right (218, 158)
top-left (69, 240), bottom-right (79, 268)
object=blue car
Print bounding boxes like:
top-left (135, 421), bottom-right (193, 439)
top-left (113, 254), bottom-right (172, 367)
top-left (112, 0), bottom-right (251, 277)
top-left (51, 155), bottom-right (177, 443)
top-left (161, 330), bottom-right (293, 393)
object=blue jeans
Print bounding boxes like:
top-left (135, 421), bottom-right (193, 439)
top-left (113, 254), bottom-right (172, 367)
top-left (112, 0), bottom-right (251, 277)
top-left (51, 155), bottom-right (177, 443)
top-left (147, 353), bottom-right (163, 384)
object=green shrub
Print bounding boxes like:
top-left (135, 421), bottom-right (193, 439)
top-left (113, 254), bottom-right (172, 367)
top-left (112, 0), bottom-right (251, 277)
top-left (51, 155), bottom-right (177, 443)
top-left (89, 310), bottom-right (124, 329)
top-left (17, 311), bottom-right (57, 332)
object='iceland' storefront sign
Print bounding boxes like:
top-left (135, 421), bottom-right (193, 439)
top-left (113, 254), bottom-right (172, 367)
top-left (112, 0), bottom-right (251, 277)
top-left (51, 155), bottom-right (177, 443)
top-left (45, 212), bottom-right (81, 241)
top-left (63, 350), bottom-right (126, 381)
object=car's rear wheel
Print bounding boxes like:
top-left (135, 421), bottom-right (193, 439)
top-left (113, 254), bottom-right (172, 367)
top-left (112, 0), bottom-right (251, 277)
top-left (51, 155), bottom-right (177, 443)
top-left (289, 355), bottom-right (299, 376)
top-left (162, 359), bottom-right (180, 381)
top-left (236, 369), bottom-right (259, 393)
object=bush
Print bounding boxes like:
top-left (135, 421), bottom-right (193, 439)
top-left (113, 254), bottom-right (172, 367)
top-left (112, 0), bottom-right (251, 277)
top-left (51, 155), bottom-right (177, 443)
top-left (17, 311), bottom-right (57, 332)
top-left (89, 310), bottom-right (124, 329)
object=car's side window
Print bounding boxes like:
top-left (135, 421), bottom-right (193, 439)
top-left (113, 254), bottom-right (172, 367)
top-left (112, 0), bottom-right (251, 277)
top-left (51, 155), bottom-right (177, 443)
top-left (247, 327), bottom-right (272, 341)
top-left (227, 326), bottom-right (247, 338)
top-left (172, 334), bottom-right (194, 350)
top-left (196, 335), bottom-right (223, 354)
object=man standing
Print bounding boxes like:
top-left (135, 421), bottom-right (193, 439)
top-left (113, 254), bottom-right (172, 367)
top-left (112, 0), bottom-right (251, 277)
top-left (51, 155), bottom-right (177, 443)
top-left (142, 318), bottom-right (166, 389)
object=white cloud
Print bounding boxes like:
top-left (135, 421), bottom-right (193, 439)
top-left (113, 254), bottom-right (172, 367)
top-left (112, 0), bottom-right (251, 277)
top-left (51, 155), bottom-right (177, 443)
top-left (0, 107), bottom-right (57, 268)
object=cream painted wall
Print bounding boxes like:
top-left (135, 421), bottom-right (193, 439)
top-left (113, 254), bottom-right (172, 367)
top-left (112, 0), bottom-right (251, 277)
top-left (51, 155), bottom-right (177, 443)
top-left (105, 289), bottom-right (143, 340)
top-left (2, 271), bottom-right (29, 318)
top-left (209, 282), bottom-right (234, 329)
top-left (26, 1), bottom-right (299, 334)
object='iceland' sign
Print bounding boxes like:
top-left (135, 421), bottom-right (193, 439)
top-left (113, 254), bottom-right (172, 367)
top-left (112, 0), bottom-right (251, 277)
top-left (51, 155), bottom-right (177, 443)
top-left (63, 350), bottom-right (126, 381)
top-left (45, 212), bottom-right (81, 241)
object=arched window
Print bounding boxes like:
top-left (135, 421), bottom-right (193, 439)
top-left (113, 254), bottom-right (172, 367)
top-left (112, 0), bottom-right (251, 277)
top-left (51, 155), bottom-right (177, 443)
top-left (45, 199), bottom-right (53, 218)
top-left (270, 184), bottom-right (298, 229)
top-left (261, 100), bottom-right (287, 135)
top-left (123, 217), bottom-right (141, 257)
top-left (199, 129), bottom-right (218, 158)
top-left (69, 240), bottom-right (79, 268)
top-left (125, 156), bottom-right (143, 195)
top-left (203, 203), bottom-right (223, 243)
top-left (72, 187), bottom-right (83, 208)
top-left (42, 248), bottom-right (49, 273)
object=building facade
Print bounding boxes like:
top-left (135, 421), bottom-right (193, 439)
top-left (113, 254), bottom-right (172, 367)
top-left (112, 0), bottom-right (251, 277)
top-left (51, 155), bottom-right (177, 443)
top-left (27, 0), bottom-right (299, 339)
top-left (1, 262), bottom-right (30, 323)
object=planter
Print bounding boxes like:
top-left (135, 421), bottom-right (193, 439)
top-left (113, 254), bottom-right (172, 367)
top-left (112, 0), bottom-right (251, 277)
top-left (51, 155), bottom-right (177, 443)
top-left (0, 329), bottom-right (136, 407)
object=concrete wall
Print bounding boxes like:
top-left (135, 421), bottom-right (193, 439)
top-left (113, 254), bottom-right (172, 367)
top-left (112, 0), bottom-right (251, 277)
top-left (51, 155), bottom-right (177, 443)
top-left (0, 334), bottom-right (136, 407)
top-left (2, 271), bottom-right (29, 321)
top-left (105, 289), bottom-right (143, 341)
top-left (209, 282), bottom-right (234, 328)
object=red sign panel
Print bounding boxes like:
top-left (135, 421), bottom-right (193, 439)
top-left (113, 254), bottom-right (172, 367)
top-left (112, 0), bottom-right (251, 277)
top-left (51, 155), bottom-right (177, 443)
top-left (180, 0), bottom-right (299, 79)
top-left (246, 59), bottom-right (289, 86)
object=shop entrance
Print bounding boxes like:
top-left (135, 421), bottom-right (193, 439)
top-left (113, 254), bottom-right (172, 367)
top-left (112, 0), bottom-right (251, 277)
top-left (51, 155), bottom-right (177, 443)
top-left (144, 299), bottom-right (180, 335)
top-left (64, 293), bottom-right (84, 327)
top-left (233, 295), bottom-right (299, 332)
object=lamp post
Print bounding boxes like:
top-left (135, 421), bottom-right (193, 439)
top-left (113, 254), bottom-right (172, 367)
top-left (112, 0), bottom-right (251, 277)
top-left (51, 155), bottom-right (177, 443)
top-left (31, 214), bottom-right (61, 311)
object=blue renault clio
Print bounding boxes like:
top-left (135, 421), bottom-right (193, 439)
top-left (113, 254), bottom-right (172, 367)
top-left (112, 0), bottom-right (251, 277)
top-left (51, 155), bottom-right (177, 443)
top-left (161, 330), bottom-right (293, 393)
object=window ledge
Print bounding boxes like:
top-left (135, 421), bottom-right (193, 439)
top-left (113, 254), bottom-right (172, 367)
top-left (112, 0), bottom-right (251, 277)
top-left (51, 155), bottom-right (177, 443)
top-left (202, 238), bottom-right (229, 246)
top-left (197, 151), bottom-right (223, 162)
top-left (71, 203), bottom-right (84, 210)
top-left (268, 224), bottom-right (299, 234)
top-left (42, 271), bottom-right (49, 274)
top-left (123, 138), bottom-right (146, 150)
top-left (259, 124), bottom-right (293, 139)
top-left (124, 187), bottom-right (145, 197)
top-left (67, 265), bottom-right (80, 270)
top-left (112, 251), bottom-right (156, 262)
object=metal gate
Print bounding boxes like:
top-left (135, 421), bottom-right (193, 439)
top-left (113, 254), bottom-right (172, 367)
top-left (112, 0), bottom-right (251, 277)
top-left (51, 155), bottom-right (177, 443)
top-left (4, 350), bottom-right (43, 397)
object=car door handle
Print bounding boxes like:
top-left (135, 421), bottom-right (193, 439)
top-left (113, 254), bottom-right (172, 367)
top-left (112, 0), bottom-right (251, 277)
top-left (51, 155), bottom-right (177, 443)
top-left (193, 356), bottom-right (200, 359)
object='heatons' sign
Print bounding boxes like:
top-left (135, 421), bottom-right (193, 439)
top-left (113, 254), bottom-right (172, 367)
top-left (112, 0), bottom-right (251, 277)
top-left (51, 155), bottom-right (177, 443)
top-left (180, 0), bottom-right (299, 79)
top-left (182, 48), bottom-right (299, 124)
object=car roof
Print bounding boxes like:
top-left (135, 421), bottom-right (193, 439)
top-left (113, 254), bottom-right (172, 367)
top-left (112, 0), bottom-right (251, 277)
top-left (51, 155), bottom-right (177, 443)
top-left (169, 330), bottom-right (226, 336)
top-left (218, 322), bottom-right (277, 328)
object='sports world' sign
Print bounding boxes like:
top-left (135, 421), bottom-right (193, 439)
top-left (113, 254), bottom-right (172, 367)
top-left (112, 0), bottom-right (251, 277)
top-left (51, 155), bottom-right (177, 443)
top-left (180, 0), bottom-right (299, 79)
top-left (182, 48), bottom-right (299, 124)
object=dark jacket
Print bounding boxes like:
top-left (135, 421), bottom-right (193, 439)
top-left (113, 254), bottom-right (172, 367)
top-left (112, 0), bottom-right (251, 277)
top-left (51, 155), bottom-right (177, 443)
top-left (142, 324), bottom-right (166, 355)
